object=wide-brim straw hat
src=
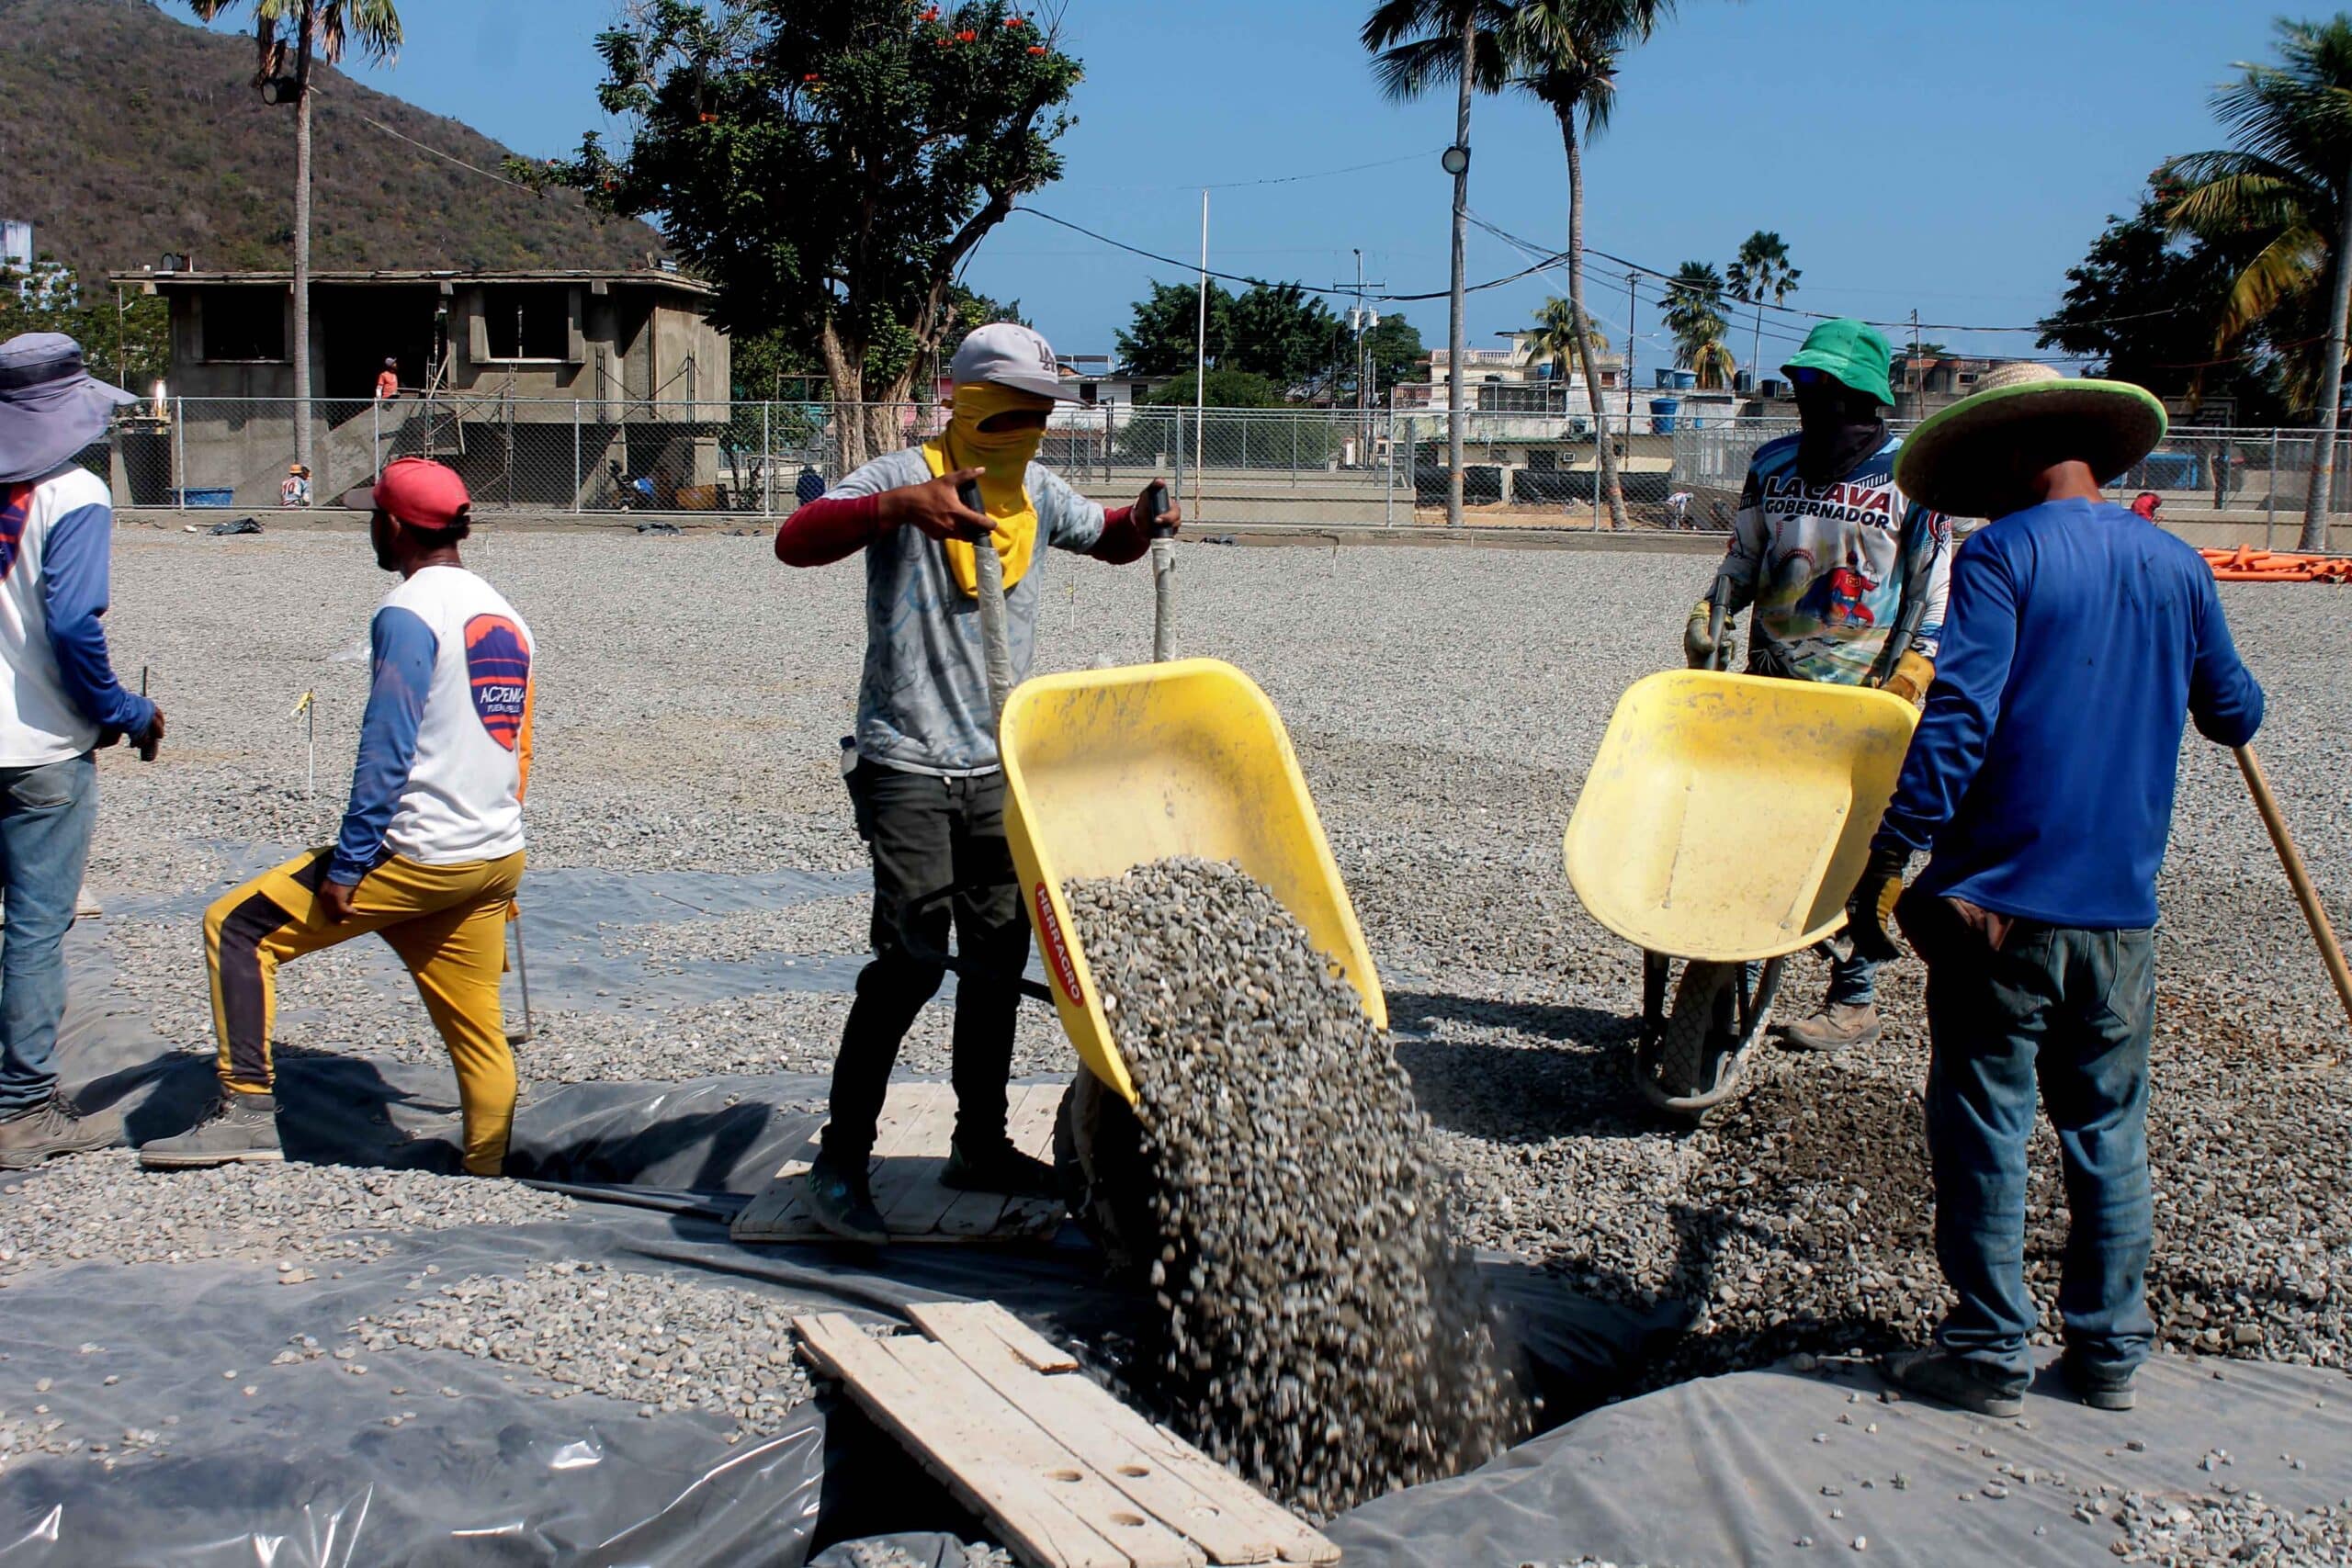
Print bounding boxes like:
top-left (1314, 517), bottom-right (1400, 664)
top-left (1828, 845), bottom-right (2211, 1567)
top-left (1894, 362), bottom-right (2167, 519)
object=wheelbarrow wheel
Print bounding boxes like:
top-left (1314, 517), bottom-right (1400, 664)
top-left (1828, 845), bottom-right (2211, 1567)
top-left (1054, 1072), bottom-right (1160, 1280)
top-left (1638, 957), bottom-right (1783, 1120)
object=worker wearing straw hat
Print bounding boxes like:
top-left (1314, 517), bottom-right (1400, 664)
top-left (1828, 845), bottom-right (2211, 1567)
top-left (1846, 362), bottom-right (2264, 1418)
top-left (1686, 319), bottom-right (1953, 1055)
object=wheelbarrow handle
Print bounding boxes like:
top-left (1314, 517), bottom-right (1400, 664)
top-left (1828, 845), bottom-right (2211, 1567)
top-left (1706, 570), bottom-right (1736, 672)
top-left (1140, 479), bottom-right (1177, 663)
top-left (898, 883), bottom-right (1055, 1005)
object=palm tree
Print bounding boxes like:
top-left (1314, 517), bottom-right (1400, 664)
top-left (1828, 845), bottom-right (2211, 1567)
top-left (1526, 295), bottom-right (1600, 378)
top-left (1724, 230), bottom-right (1799, 383)
top-left (1662, 260), bottom-right (1727, 363)
top-left (187, 1), bottom-right (405, 479)
top-left (1366, 0), bottom-right (1674, 529)
top-left (2165, 17), bottom-right (2352, 549)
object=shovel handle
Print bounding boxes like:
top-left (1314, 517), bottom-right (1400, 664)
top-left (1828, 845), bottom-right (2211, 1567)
top-left (962, 478), bottom-right (1014, 726)
top-left (2237, 743), bottom-right (2352, 1032)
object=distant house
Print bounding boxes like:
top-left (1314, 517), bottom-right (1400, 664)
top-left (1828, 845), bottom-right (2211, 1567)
top-left (119, 266), bottom-right (731, 509)
top-left (1394, 333), bottom-right (1630, 416)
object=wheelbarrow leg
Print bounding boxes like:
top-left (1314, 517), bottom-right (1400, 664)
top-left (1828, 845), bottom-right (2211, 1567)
top-left (1641, 950), bottom-right (1671, 1043)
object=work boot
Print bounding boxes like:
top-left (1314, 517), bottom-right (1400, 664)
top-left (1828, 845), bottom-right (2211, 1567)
top-left (139, 1091), bottom-right (284, 1169)
top-left (2060, 1352), bottom-right (2137, 1412)
top-left (1781, 1001), bottom-right (1882, 1053)
top-left (1880, 1348), bottom-right (2025, 1418)
top-left (943, 1136), bottom-right (1059, 1200)
top-left (0, 1094), bottom-right (119, 1170)
top-left (805, 1148), bottom-right (888, 1244)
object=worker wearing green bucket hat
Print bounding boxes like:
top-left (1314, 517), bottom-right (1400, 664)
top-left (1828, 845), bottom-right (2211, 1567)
top-left (1680, 317), bottom-right (1952, 1056)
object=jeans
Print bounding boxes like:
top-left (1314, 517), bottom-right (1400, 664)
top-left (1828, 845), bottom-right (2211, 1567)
top-left (824, 761), bottom-right (1029, 1164)
top-left (0, 753), bottom-right (96, 1115)
top-left (1904, 890), bottom-right (2156, 1391)
top-left (1747, 945), bottom-right (1879, 1010)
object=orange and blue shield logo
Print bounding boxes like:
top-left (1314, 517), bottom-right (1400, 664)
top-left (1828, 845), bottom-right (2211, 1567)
top-left (0, 485), bottom-right (29, 584)
top-left (463, 614), bottom-right (530, 750)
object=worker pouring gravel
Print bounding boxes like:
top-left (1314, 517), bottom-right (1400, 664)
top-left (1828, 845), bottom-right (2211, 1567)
top-left (140, 458), bottom-right (535, 1176)
top-left (1848, 365), bottom-right (2263, 1417)
top-left (1684, 319), bottom-right (1951, 1053)
top-left (775, 322), bottom-right (1174, 1243)
top-left (0, 333), bottom-right (164, 1169)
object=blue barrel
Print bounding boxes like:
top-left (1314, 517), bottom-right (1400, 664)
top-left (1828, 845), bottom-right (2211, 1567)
top-left (1649, 398), bottom-right (1681, 434)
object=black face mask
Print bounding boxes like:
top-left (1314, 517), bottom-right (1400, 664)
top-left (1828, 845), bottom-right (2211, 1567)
top-left (1793, 385), bottom-right (1887, 486)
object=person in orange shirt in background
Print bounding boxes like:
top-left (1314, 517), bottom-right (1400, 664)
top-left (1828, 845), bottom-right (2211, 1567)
top-left (375, 357), bottom-right (400, 400)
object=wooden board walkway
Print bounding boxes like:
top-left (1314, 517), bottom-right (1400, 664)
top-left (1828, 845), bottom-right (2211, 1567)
top-left (731, 1081), bottom-right (1067, 1245)
top-left (795, 1302), bottom-right (1340, 1567)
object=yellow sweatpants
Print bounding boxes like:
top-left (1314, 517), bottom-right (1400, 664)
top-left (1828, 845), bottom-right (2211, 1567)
top-left (203, 847), bottom-right (526, 1176)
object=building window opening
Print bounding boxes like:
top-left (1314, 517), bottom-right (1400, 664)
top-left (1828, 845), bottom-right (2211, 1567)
top-left (481, 287), bottom-right (569, 360)
top-left (203, 289), bottom-right (287, 361)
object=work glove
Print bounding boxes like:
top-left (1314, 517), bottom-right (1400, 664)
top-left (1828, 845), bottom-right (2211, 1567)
top-left (1683, 600), bottom-right (1719, 670)
top-left (1880, 651), bottom-right (1936, 706)
top-left (1845, 843), bottom-right (1911, 963)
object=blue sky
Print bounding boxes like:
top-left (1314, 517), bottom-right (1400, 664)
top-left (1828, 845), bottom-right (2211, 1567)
top-left (282, 0), bottom-right (2276, 371)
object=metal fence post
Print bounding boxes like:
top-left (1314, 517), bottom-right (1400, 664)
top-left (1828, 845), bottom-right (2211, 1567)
top-left (572, 401), bottom-right (583, 516)
top-left (762, 401), bottom-right (774, 515)
top-left (171, 397), bottom-right (185, 508)
top-left (371, 397), bottom-right (380, 485)
top-left (2267, 428), bottom-right (2279, 550)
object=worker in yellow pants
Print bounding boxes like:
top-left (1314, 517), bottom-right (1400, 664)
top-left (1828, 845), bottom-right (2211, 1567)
top-left (140, 458), bottom-right (537, 1177)
top-left (158, 849), bottom-right (525, 1174)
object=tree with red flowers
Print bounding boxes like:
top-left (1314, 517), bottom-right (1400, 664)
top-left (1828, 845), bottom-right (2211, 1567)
top-left (515, 0), bottom-right (1079, 467)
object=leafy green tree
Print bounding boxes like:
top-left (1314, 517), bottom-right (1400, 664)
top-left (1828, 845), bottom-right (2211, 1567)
top-left (1145, 367), bottom-right (1281, 408)
top-left (1117, 280), bottom-right (1233, 376)
top-left (2165, 17), bottom-right (2352, 546)
top-left (186, 0), bottom-right (405, 474)
top-left (1363, 311), bottom-right (1425, 397)
top-left (1365, 0), bottom-right (1675, 528)
top-left (1116, 280), bottom-right (1356, 393)
top-left (521, 0), bottom-right (1080, 468)
top-left (1525, 295), bottom-right (1585, 383)
top-left (2037, 177), bottom-right (2284, 422)
top-left (0, 261), bottom-right (170, 393)
top-left (1724, 230), bottom-right (1799, 381)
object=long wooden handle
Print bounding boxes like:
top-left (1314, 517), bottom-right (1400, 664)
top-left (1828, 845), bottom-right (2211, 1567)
top-left (2237, 744), bottom-right (2352, 1031)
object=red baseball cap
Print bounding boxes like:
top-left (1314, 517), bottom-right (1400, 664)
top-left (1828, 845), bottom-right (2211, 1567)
top-left (338, 457), bottom-right (471, 530)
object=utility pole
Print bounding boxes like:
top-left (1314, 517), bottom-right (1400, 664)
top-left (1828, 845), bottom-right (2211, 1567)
top-left (1909, 309), bottom-right (1921, 423)
top-left (1623, 271), bottom-right (1637, 417)
top-left (1193, 188), bottom-right (1209, 529)
top-left (1444, 10), bottom-right (1474, 528)
top-left (1331, 253), bottom-right (1385, 466)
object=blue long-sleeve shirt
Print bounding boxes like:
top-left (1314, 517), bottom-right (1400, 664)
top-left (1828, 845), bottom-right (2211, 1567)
top-left (328, 605), bottom-right (435, 885)
top-left (41, 502), bottom-right (155, 738)
top-left (1873, 499), bottom-right (2263, 929)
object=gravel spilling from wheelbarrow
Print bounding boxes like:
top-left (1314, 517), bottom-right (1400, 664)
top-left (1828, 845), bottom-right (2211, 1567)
top-left (353, 1260), bottom-right (812, 1435)
top-left (1065, 856), bottom-right (1526, 1517)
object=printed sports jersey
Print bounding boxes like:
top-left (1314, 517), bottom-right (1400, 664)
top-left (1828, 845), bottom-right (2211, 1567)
top-left (1715, 433), bottom-right (1951, 686)
top-left (329, 565), bottom-right (534, 883)
top-left (0, 466), bottom-right (154, 767)
top-left (830, 446), bottom-right (1106, 775)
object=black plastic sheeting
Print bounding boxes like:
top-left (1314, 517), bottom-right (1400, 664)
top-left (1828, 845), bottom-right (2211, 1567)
top-left (1, 926), bottom-right (1662, 1566)
top-left (1328, 1350), bottom-right (2352, 1566)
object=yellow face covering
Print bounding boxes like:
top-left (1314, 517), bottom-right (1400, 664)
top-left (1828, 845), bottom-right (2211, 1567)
top-left (924, 381), bottom-right (1050, 597)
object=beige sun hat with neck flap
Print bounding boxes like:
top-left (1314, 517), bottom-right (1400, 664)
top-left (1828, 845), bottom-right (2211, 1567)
top-left (1894, 362), bottom-right (2166, 519)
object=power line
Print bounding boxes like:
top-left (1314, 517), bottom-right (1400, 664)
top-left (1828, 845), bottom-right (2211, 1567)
top-left (318, 85), bottom-right (540, 192)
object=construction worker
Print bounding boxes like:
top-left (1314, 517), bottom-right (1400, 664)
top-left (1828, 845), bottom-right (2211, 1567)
top-left (139, 458), bottom-right (534, 1176)
top-left (1685, 319), bottom-right (1951, 1052)
top-left (375, 358), bottom-right (400, 400)
top-left (775, 322), bottom-right (1174, 1242)
top-left (0, 333), bottom-right (164, 1169)
top-left (1848, 364), bottom-right (2262, 1417)
top-left (281, 463), bottom-right (312, 508)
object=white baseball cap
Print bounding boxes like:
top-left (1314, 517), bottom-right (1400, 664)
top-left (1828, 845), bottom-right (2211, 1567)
top-left (947, 321), bottom-right (1076, 401)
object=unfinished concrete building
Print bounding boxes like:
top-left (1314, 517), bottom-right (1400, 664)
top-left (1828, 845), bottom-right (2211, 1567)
top-left (120, 267), bottom-right (731, 509)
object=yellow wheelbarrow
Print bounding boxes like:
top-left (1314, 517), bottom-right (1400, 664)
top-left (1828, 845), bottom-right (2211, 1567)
top-left (1563, 668), bottom-right (1918, 1117)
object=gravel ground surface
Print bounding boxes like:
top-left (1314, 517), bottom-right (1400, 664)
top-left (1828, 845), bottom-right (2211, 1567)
top-left (353, 1260), bottom-right (812, 1438)
top-left (43, 525), bottom-right (2352, 1445)
top-left (2116, 1488), bottom-right (2352, 1565)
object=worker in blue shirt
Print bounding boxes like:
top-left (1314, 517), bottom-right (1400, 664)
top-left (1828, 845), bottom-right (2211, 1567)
top-left (1844, 363), bottom-right (2264, 1419)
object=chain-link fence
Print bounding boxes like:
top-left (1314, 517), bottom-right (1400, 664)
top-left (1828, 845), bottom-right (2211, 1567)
top-left (71, 399), bottom-right (2352, 543)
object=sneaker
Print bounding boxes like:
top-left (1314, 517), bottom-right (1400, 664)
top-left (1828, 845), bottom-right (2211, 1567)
top-left (943, 1136), bottom-right (1059, 1200)
top-left (139, 1091), bottom-right (284, 1169)
top-left (805, 1148), bottom-right (888, 1244)
top-left (0, 1094), bottom-right (119, 1170)
top-left (1781, 1001), bottom-right (1882, 1053)
top-left (2060, 1352), bottom-right (2137, 1411)
top-left (1880, 1348), bottom-right (2026, 1418)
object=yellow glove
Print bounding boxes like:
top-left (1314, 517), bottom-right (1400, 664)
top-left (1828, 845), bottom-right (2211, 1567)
top-left (1683, 600), bottom-right (1719, 669)
top-left (1881, 650), bottom-right (1935, 705)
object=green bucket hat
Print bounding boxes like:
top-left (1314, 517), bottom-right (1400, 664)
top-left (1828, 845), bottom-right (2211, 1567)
top-left (1893, 364), bottom-right (2168, 520)
top-left (1781, 319), bottom-right (1895, 407)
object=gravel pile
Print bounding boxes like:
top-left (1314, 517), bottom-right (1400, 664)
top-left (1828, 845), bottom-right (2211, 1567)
top-left (353, 1260), bottom-right (811, 1435)
top-left (1067, 857), bottom-right (1524, 1517)
top-left (2115, 1489), bottom-right (2352, 1565)
top-left (0, 1152), bottom-right (572, 1279)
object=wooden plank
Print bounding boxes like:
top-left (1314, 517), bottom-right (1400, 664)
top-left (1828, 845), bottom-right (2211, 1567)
top-left (795, 1314), bottom-right (1182, 1568)
top-left (881, 1336), bottom-right (1205, 1568)
top-left (913, 1301), bottom-right (1080, 1374)
top-left (908, 1303), bottom-right (1335, 1566)
top-left (935, 1082), bottom-right (1051, 1237)
top-left (868, 1089), bottom-right (960, 1230)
